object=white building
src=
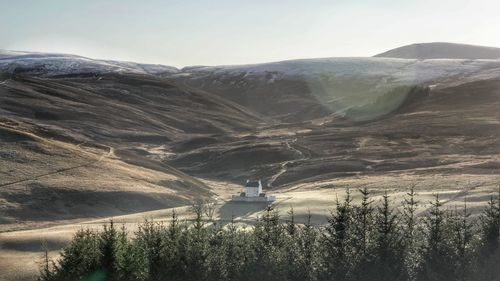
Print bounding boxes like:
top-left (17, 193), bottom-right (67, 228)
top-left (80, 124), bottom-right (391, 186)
top-left (232, 179), bottom-right (276, 202)
top-left (245, 180), bottom-right (262, 197)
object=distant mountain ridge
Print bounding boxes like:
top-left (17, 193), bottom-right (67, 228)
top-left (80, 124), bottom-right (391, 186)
top-left (3, 42), bottom-right (500, 78)
top-left (374, 42), bottom-right (500, 60)
top-left (0, 50), bottom-right (179, 77)
top-left (3, 45), bottom-right (500, 122)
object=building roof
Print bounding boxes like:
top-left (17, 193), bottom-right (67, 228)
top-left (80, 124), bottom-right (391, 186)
top-left (245, 181), bottom-right (260, 187)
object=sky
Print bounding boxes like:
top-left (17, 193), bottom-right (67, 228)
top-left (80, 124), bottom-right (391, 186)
top-left (1, 0), bottom-right (500, 67)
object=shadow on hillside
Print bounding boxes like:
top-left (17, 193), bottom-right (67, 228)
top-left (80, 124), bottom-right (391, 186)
top-left (0, 184), bottom-right (186, 226)
top-left (1, 238), bottom-right (69, 252)
top-left (218, 201), bottom-right (270, 225)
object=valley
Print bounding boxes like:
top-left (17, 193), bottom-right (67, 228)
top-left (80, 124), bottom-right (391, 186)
top-left (0, 43), bottom-right (499, 280)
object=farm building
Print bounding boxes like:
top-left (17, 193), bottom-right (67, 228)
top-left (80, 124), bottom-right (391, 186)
top-left (232, 180), bottom-right (276, 202)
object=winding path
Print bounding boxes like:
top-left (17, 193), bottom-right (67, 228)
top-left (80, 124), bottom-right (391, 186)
top-left (268, 138), bottom-right (308, 187)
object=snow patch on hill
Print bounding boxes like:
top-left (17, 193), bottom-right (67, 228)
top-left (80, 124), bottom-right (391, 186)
top-left (179, 57), bottom-right (500, 87)
top-left (2, 50), bottom-right (500, 89)
top-left (0, 50), bottom-right (179, 76)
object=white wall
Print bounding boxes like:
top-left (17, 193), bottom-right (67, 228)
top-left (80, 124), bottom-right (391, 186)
top-left (246, 186), bottom-right (260, 197)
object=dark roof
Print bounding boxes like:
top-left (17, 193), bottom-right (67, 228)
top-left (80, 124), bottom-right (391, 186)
top-left (246, 181), bottom-right (260, 187)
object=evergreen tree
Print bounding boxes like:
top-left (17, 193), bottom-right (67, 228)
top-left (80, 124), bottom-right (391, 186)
top-left (449, 200), bottom-right (475, 281)
top-left (296, 211), bottom-right (319, 281)
top-left (286, 207), bottom-right (297, 237)
top-left (355, 187), bottom-right (373, 257)
top-left (38, 186), bottom-right (500, 281)
top-left (135, 219), bottom-right (167, 281)
top-left (321, 190), bottom-right (353, 281)
top-left (119, 238), bottom-right (147, 281)
top-left (205, 224), bottom-right (227, 281)
top-left (183, 203), bottom-right (210, 281)
top-left (402, 185), bottom-right (420, 281)
top-left (223, 216), bottom-right (248, 281)
top-left (99, 220), bottom-right (122, 281)
top-left (369, 192), bottom-right (407, 281)
top-left (250, 206), bottom-right (286, 281)
top-left (476, 189), bottom-right (500, 281)
top-left (417, 194), bottom-right (455, 281)
top-left (52, 229), bottom-right (102, 281)
top-left (350, 187), bottom-right (374, 280)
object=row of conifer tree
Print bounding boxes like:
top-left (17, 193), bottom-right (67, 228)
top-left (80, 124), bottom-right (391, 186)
top-left (39, 187), bottom-right (499, 281)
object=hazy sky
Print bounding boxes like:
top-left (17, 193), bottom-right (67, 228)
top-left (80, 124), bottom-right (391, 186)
top-left (1, 0), bottom-right (499, 67)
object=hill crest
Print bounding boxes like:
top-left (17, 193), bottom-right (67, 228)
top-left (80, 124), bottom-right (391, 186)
top-left (374, 42), bottom-right (500, 59)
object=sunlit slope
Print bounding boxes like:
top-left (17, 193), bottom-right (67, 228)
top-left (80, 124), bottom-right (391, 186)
top-left (0, 73), bottom-right (262, 230)
top-left (375, 42), bottom-right (500, 59)
top-left (0, 117), bottom-right (219, 231)
top-left (172, 57), bottom-right (500, 122)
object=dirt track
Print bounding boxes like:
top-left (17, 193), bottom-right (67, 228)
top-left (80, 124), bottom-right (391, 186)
top-left (268, 139), bottom-right (307, 187)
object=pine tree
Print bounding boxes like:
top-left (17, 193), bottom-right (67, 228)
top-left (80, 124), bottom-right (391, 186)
top-left (205, 224), bottom-right (227, 281)
top-left (116, 225), bottom-right (147, 281)
top-left (135, 219), bottom-right (166, 281)
top-left (402, 184), bottom-right (420, 281)
top-left (448, 199), bottom-right (474, 281)
top-left (224, 215), bottom-right (246, 281)
top-left (476, 188), bottom-right (500, 281)
top-left (52, 228), bottom-right (102, 281)
top-left (356, 187), bottom-right (373, 257)
top-left (369, 192), bottom-right (408, 281)
top-left (253, 206), bottom-right (286, 281)
top-left (40, 186), bottom-right (500, 281)
top-left (284, 207), bottom-right (316, 281)
top-left (350, 187), bottom-right (374, 280)
top-left (296, 210), bottom-right (319, 281)
top-left (185, 203), bottom-right (210, 281)
top-left (321, 190), bottom-right (353, 281)
top-left (99, 220), bottom-right (122, 281)
top-left (417, 194), bottom-right (455, 281)
top-left (286, 207), bottom-right (297, 237)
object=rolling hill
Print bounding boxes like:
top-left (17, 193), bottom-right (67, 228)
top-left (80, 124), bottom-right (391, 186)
top-left (1, 44), bottom-right (499, 231)
top-left (374, 42), bottom-right (500, 60)
top-left (0, 72), bottom-right (261, 230)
